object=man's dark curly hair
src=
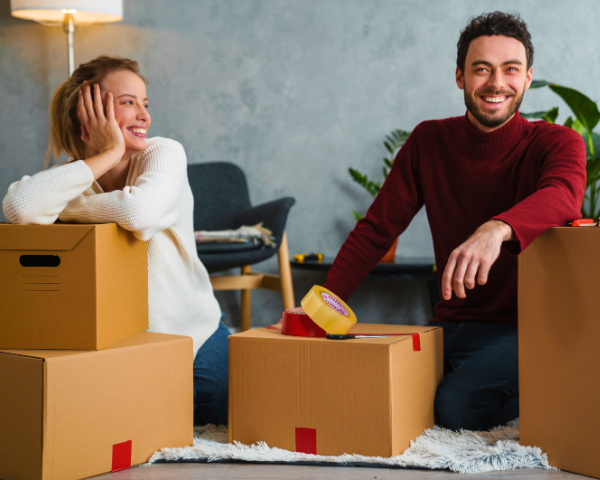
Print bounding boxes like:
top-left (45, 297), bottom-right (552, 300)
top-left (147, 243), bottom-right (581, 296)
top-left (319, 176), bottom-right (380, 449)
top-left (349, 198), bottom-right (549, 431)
top-left (457, 12), bottom-right (534, 72)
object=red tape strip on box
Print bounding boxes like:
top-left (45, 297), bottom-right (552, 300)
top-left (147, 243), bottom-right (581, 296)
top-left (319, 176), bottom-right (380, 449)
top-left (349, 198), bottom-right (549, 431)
top-left (295, 427), bottom-right (317, 454)
top-left (412, 333), bottom-right (421, 351)
top-left (112, 440), bottom-right (132, 472)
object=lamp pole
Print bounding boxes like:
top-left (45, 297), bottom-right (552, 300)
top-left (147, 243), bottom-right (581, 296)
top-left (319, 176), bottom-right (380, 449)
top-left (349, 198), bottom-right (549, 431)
top-left (62, 12), bottom-right (75, 76)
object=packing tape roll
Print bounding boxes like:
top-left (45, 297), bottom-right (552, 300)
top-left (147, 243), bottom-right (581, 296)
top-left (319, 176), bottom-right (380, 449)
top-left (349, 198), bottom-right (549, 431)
top-left (281, 310), bottom-right (326, 337)
top-left (301, 285), bottom-right (357, 335)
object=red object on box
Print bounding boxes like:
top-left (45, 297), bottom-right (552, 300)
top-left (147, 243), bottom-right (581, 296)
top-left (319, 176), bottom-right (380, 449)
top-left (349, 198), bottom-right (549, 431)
top-left (412, 333), bottom-right (421, 351)
top-left (112, 440), bottom-right (132, 472)
top-left (281, 311), bottom-right (326, 337)
top-left (295, 427), bottom-right (317, 454)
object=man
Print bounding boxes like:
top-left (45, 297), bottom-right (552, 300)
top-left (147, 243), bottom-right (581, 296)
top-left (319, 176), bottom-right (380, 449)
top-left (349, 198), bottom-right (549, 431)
top-left (320, 12), bottom-right (586, 431)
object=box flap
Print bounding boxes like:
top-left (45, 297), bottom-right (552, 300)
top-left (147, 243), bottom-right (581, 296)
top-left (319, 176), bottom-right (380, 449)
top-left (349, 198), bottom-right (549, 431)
top-left (0, 224), bottom-right (95, 251)
top-left (240, 323), bottom-right (439, 345)
top-left (0, 333), bottom-right (190, 361)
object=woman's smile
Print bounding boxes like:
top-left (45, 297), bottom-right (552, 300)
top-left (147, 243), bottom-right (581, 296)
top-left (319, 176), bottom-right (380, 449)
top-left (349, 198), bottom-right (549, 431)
top-left (127, 126), bottom-right (147, 138)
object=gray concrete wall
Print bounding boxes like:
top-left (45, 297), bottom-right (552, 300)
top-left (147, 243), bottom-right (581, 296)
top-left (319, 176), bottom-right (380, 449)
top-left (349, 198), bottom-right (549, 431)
top-left (1, 0), bottom-right (598, 329)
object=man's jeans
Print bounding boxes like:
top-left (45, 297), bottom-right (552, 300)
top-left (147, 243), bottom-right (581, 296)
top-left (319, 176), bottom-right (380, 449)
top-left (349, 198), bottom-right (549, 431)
top-left (429, 321), bottom-right (519, 431)
top-left (193, 321), bottom-right (230, 426)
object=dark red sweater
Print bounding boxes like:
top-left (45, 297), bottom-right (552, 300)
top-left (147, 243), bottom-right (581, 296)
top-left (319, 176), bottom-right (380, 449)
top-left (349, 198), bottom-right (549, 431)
top-left (323, 112), bottom-right (587, 324)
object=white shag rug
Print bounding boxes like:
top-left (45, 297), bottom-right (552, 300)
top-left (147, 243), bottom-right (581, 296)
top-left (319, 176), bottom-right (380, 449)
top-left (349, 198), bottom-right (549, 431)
top-left (148, 419), bottom-right (554, 475)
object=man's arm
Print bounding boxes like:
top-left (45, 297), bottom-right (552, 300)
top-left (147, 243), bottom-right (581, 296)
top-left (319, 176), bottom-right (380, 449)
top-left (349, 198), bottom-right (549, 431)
top-left (322, 127), bottom-right (425, 302)
top-left (442, 127), bottom-right (586, 300)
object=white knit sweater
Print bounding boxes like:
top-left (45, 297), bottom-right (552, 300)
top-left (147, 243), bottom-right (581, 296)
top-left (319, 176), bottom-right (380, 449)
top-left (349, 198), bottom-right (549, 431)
top-left (2, 137), bottom-right (221, 357)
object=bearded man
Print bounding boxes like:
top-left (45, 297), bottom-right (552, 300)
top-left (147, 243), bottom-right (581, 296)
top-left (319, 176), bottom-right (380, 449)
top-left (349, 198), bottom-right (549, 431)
top-left (319, 12), bottom-right (586, 430)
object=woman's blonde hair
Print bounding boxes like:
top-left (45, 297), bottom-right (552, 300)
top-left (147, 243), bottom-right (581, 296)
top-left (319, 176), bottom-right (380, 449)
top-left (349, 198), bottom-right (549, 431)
top-left (45, 55), bottom-right (147, 168)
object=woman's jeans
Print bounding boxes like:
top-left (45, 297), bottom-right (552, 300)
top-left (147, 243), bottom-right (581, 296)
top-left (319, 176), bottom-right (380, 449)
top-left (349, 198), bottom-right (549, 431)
top-left (429, 321), bottom-right (519, 431)
top-left (193, 321), bottom-right (230, 426)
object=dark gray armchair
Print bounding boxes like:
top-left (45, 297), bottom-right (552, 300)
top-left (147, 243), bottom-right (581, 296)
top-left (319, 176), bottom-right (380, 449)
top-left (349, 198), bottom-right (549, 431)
top-left (188, 162), bottom-right (296, 330)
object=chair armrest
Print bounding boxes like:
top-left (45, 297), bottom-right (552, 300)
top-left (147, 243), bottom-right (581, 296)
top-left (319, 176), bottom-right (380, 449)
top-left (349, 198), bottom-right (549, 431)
top-left (234, 197), bottom-right (295, 249)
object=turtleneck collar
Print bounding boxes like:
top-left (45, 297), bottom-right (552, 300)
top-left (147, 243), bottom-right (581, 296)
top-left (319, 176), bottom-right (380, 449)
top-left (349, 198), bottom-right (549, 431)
top-left (460, 110), bottom-right (528, 157)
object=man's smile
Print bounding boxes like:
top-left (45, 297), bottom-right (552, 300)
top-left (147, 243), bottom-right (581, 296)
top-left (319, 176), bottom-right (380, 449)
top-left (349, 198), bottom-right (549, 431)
top-left (482, 95), bottom-right (509, 103)
top-left (478, 94), bottom-right (512, 107)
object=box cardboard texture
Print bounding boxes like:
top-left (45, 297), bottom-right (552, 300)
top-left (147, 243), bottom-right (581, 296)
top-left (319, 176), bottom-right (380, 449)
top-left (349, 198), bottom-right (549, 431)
top-left (519, 227), bottom-right (600, 479)
top-left (229, 324), bottom-right (443, 457)
top-left (0, 332), bottom-right (193, 480)
top-left (0, 223), bottom-right (148, 350)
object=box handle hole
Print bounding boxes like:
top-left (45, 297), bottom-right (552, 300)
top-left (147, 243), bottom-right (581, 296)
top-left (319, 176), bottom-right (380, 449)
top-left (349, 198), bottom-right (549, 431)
top-left (19, 255), bottom-right (61, 267)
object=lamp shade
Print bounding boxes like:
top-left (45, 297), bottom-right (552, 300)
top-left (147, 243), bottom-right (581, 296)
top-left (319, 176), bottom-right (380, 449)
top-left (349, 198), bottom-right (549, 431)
top-left (10, 0), bottom-right (123, 25)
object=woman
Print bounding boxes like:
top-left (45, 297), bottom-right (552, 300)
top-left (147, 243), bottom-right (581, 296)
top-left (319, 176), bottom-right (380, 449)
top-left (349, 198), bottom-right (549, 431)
top-left (2, 55), bottom-right (229, 426)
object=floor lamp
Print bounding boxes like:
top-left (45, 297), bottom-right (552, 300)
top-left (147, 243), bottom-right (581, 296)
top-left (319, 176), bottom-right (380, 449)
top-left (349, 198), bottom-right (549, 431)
top-left (10, 0), bottom-right (123, 76)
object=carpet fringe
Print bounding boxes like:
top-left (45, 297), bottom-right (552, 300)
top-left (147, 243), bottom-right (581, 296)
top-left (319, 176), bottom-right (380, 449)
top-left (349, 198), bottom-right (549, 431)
top-left (147, 418), bottom-right (554, 474)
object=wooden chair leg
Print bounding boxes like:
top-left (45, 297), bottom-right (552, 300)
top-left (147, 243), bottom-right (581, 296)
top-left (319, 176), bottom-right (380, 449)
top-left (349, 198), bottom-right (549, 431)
top-left (277, 232), bottom-right (295, 310)
top-left (240, 265), bottom-right (252, 331)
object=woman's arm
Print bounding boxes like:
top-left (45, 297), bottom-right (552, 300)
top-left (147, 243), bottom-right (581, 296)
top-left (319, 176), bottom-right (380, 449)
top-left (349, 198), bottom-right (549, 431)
top-left (59, 138), bottom-right (188, 241)
top-left (2, 83), bottom-right (126, 225)
top-left (2, 161), bottom-right (95, 225)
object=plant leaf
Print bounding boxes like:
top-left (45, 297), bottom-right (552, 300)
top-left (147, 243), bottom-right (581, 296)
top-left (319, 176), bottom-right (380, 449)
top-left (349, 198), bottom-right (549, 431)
top-left (542, 107), bottom-right (559, 123)
top-left (571, 119), bottom-right (586, 137)
top-left (522, 108), bottom-right (558, 123)
top-left (521, 111), bottom-right (553, 119)
top-left (349, 128), bottom-right (411, 214)
top-left (522, 109), bottom-right (558, 122)
top-left (564, 116), bottom-right (574, 128)
top-left (530, 80), bottom-right (551, 89)
top-left (548, 84), bottom-right (600, 135)
top-left (349, 168), bottom-right (371, 191)
top-left (352, 210), bottom-right (364, 222)
top-left (364, 180), bottom-right (378, 198)
top-left (586, 157), bottom-right (600, 188)
top-left (584, 132), bottom-right (600, 160)
top-left (394, 130), bottom-right (411, 144)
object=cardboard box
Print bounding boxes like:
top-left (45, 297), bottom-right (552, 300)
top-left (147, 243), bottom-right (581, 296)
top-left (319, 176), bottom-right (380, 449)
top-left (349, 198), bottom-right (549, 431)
top-left (229, 323), bottom-right (443, 457)
top-left (519, 227), bottom-right (600, 479)
top-left (0, 332), bottom-right (193, 480)
top-left (0, 223), bottom-right (148, 350)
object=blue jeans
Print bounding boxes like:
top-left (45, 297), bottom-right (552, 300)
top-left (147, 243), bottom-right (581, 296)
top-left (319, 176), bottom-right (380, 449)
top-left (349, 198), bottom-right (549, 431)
top-left (193, 321), bottom-right (230, 426)
top-left (429, 321), bottom-right (519, 431)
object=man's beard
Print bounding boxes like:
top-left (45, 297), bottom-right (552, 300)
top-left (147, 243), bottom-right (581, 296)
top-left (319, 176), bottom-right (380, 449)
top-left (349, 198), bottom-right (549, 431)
top-left (464, 85), bottom-right (525, 129)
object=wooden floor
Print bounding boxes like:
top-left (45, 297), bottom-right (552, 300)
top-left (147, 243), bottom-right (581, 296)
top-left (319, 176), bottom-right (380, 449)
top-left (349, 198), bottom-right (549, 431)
top-left (93, 463), bottom-right (592, 479)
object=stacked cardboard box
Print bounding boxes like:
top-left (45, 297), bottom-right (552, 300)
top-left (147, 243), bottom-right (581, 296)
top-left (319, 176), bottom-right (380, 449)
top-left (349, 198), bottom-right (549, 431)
top-left (519, 227), bottom-right (600, 479)
top-left (0, 224), bottom-right (193, 480)
top-left (0, 223), bottom-right (149, 349)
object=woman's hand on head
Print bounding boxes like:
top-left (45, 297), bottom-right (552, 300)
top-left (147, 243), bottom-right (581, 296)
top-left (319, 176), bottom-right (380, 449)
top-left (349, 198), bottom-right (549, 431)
top-left (77, 82), bottom-right (125, 163)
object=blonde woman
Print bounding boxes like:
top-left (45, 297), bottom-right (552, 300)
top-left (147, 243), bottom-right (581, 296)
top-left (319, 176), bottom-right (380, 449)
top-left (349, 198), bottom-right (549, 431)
top-left (2, 55), bottom-right (229, 426)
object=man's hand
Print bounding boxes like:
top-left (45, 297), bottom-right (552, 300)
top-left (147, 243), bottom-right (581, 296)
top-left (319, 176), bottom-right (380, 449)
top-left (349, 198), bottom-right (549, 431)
top-left (441, 220), bottom-right (513, 300)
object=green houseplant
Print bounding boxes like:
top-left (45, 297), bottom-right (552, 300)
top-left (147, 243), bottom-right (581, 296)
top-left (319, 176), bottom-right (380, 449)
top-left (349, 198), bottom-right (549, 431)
top-left (523, 80), bottom-right (600, 219)
top-left (348, 129), bottom-right (411, 221)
